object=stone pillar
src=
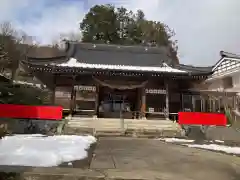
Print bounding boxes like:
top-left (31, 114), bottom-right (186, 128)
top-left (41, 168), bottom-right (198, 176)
top-left (165, 82), bottom-right (169, 119)
top-left (141, 87), bottom-right (146, 119)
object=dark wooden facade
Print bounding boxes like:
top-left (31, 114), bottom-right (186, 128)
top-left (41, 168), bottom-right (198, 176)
top-left (22, 41), bottom-right (214, 119)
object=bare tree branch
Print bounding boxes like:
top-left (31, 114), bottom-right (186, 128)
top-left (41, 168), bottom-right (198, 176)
top-left (0, 21), bottom-right (38, 81)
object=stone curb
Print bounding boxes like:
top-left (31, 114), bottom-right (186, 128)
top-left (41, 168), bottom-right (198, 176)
top-left (0, 167), bottom-right (104, 180)
top-left (0, 166), bottom-right (189, 180)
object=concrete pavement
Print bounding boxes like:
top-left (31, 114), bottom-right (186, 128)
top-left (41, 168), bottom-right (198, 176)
top-left (90, 137), bottom-right (240, 180)
top-left (2, 137), bottom-right (240, 180)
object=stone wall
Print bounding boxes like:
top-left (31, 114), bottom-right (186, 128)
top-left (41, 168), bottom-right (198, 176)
top-left (0, 118), bottom-right (60, 135)
top-left (205, 126), bottom-right (240, 143)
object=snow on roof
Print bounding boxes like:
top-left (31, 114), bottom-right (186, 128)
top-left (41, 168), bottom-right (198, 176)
top-left (55, 58), bottom-right (187, 73)
top-left (14, 80), bottom-right (46, 89)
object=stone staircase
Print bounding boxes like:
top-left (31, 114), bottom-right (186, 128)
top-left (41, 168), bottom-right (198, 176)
top-left (65, 117), bottom-right (182, 137)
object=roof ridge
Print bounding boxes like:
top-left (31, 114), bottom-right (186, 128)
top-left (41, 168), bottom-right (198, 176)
top-left (220, 51), bottom-right (240, 59)
top-left (178, 64), bottom-right (213, 68)
top-left (68, 41), bottom-right (170, 51)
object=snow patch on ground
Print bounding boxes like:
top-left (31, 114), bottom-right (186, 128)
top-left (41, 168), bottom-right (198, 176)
top-left (159, 138), bottom-right (240, 155)
top-left (158, 138), bottom-right (195, 143)
top-left (185, 144), bottom-right (240, 155)
top-left (214, 140), bottom-right (225, 143)
top-left (0, 134), bottom-right (96, 167)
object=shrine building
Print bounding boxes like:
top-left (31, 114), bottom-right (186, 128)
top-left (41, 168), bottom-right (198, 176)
top-left (22, 41), bottom-right (214, 120)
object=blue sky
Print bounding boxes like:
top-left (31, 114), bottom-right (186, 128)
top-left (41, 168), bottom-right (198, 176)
top-left (1, 0), bottom-right (240, 66)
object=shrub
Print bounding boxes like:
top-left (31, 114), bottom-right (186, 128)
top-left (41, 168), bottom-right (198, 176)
top-left (0, 82), bottom-right (50, 105)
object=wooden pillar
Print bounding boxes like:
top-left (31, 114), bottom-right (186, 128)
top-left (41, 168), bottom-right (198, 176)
top-left (209, 97), bottom-right (212, 112)
top-left (137, 88), bottom-right (142, 119)
top-left (212, 98), bottom-right (216, 112)
top-left (165, 82), bottom-right (169, 119)
top-left (192, 95), bottom-right (195, 112)
top-left (51, 87), bottom-right (56, 105)
top-left (141, 87), bottom-right (146, 119)
top-left (218, 98), bottom-right (221, 111)
top-left (94, 84), bottom-right (99, 118)
top-left (51, 75), bottom-right (56, 105)
top-left (181, 93), bottom-right (184, 111)
top-left (70, 76), bottom-right (76, 116)
top-left (200, 96), bottom-right (204, 112)
top-left (203, 97), bottom-right (206, 112)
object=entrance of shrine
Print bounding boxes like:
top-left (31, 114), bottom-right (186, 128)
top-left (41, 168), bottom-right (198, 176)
top-left (98, 86), bottom-right (140, 119)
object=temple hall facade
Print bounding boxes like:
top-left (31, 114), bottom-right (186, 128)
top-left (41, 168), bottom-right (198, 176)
top-left (22, 41), bottom-right (216, 120)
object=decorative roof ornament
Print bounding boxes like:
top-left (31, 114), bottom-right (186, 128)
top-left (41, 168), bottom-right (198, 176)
top-left (220, 51), bottom-right (240, 59)
top-left (162, 62), bottom-right (170, 68)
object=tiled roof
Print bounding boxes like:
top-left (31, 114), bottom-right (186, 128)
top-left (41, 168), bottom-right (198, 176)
top-left (25, 42), bottom-right (212, 75)
top-left (26, 45), bottom-right (66, 59)
top-left (175, 64), bottom-right (213, 74)
top-left (71, 42), bottom-right (175, 67)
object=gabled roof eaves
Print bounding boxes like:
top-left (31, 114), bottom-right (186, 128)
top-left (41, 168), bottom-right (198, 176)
top-left (212, 51), bottom-right (240, 71)
top-left (26, 56), bottom-right (68, 64)
top-left (220, 51), bottom-right (240, 59)
top-left (212, 57), bottom-right (240, 71)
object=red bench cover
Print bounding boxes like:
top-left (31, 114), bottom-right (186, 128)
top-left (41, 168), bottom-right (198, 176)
top-left (0, 104), bottom-right (62, 120)
top-left (178, 112), bottom-right (227, 126)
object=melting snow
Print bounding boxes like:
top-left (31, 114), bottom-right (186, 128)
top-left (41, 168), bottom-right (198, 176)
top-left (0, 134), bottom-right (96, 167)
top-left (158, 138), bottom-right (195, 143)
top-left (13, 80), bottom-right (46, 89)
top-left (185, 144), bottom-right (240, 155)
top-left (56, 58), bottom-right (187, 73)
top-left (215, 140), bottom-right (225, 143)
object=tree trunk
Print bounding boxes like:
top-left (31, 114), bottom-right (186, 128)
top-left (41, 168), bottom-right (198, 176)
top-left (11, 68), bottom-right (18, 82)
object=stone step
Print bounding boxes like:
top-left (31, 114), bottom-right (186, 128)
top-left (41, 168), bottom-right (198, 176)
top-left (66, 118), bottom-right (181, 133)
top-left (67, 123), bottom-right (175, 128)
top-left (68, 119), bottom-right (174, 125)
top-left (65, 125), bottom-right (181, 137)
top-left (69, 118), bottom-right (169, 122)
top-left (68, 121), bottom-right (176, 126)
top-left (67, 125), bottom-right (179, 132)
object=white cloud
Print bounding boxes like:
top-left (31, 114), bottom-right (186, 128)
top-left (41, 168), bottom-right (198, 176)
top-left (0, 0), bottom-right (85, 44)
top-left (1, 0), bottom-right (240, 65)
top-left (123, 0), bottom-right (240, 65)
